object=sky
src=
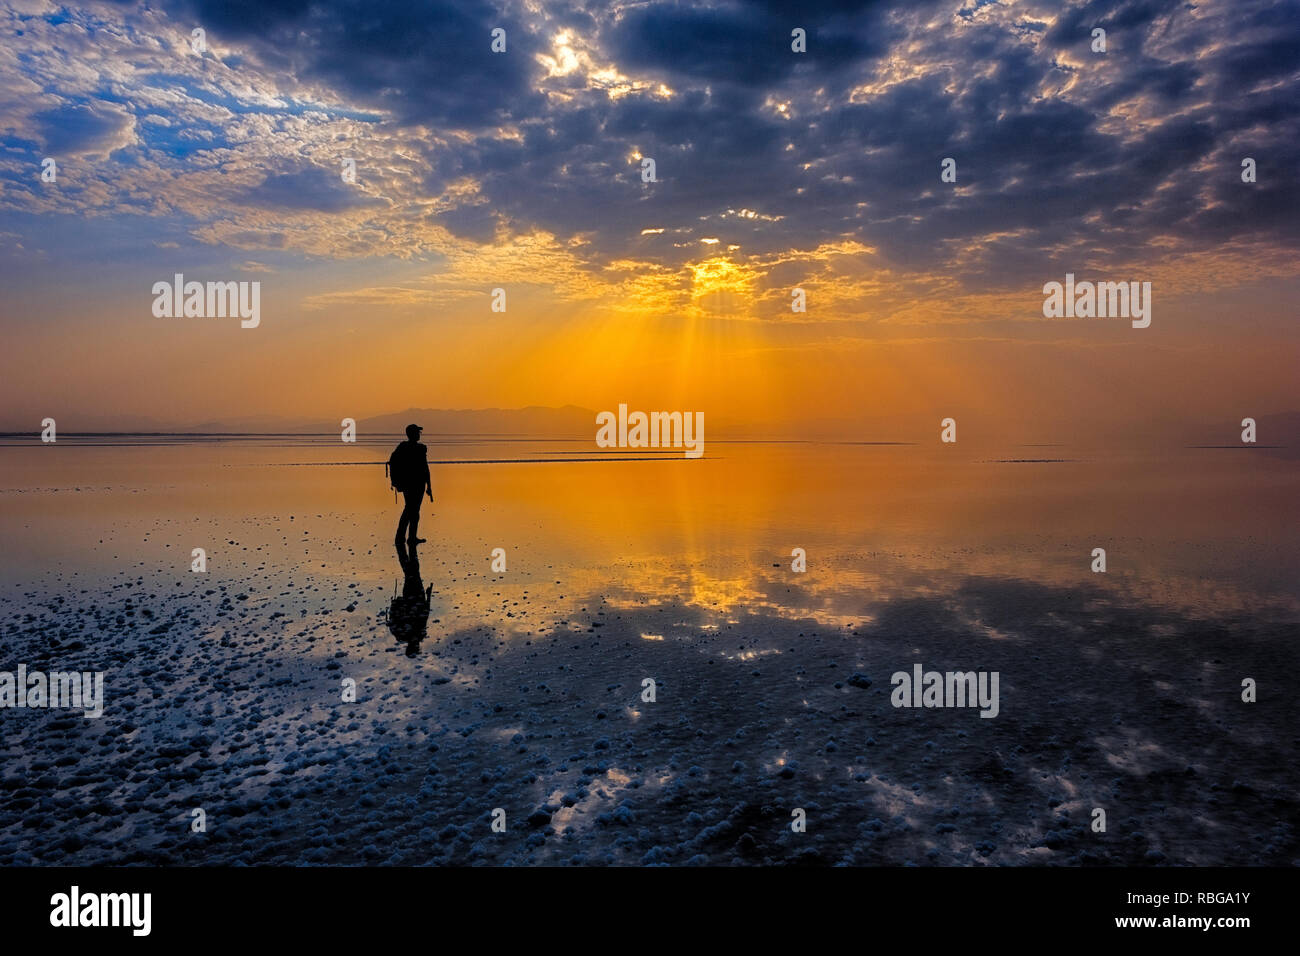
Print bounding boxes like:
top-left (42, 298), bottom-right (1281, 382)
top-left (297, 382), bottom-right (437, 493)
top-left (0, 0), bottom-right (1296, 437)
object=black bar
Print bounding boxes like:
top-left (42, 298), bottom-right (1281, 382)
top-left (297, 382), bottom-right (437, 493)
top-left (1, 865), bottom-right (1290, 941)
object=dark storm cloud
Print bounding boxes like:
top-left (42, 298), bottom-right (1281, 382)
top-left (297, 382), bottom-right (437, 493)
top-left (242, 167), bottom-right (387, 213)
top-left (180, 0), bottom-right (543, 127)
top-left (31, 100), bottom-right (134, 156)
top-left (171, 0), bottom-right (315, 36)
top-left (432, 201), bottom-right (501, 242)
top-left (1042, 0), bottom-right (1171, 46)
top-left (605, 1), bottom-right (889, 85)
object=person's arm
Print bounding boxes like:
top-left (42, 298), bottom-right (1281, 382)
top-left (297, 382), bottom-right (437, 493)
top-left (422, 452), bottom-right (433, 500)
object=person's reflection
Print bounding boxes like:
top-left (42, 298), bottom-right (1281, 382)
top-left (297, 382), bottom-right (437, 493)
top-left (389, 540), bottom-right (433, 657)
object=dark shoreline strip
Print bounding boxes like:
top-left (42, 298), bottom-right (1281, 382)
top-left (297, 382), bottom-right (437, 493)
top-left (243, 457), bottom-right (702, 466)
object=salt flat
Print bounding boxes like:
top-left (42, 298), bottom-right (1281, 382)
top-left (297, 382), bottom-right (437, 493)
top-left (0, 438), bottom-right (1295, 865)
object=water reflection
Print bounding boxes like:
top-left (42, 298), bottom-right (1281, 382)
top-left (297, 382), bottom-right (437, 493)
top-left (388, 540), bottom-right (433, 657)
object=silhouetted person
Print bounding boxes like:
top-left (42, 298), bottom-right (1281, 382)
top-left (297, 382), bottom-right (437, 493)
top-left (388, 423), bottom-right (432, 545)
top-left (389, 540), bottom-right (433, 657)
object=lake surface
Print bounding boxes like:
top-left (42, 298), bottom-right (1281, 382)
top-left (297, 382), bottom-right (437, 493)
top-left (1, 437), bottom-right (1296, 865)
top-left (1, 435), bottom-right (1296, 618)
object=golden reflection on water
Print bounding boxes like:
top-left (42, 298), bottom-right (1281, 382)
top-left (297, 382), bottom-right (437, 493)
top-left (0, 438), bottom-right (1296, 624)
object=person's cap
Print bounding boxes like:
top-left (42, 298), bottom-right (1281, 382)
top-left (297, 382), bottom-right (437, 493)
top-left (405, 423), bottom-right (423, 437)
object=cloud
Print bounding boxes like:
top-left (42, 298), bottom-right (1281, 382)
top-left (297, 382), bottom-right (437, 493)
top-left (0, 0), bottom-right (1296, 316)
top-left (606, 0), bottom-right (889, 85)
top-left (241, 166), bottom-right (387, 213)
top-left (31, 99), bottom-right (137, 158)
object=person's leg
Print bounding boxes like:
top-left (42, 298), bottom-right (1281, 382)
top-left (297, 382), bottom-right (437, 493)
top-left (403, 489), bottom-right (425, 543)
top-left (396, 493), bottom-right (411, 542)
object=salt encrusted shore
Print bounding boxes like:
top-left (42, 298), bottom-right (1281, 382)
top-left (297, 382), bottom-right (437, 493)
top-left (1, 536), bottom-right (1296, 866)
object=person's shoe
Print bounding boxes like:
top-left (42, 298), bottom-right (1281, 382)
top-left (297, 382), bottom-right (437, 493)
top-left (409, 537), bottom-right (427, 545)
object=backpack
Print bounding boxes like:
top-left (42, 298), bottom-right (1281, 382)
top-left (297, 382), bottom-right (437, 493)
top-left (386, 442), bottom-right (418, 491)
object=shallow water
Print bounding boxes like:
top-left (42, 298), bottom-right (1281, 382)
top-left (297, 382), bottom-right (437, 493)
top-left (1, 436), bottom-right (1296, 618)
top-left (1, 437), bottom-right (1296, 865)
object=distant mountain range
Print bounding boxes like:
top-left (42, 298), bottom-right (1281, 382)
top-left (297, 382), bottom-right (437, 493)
top-left (320, 405), bottom-right (599, 437)
top-left (5, 406), bottom-right (601, 437)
